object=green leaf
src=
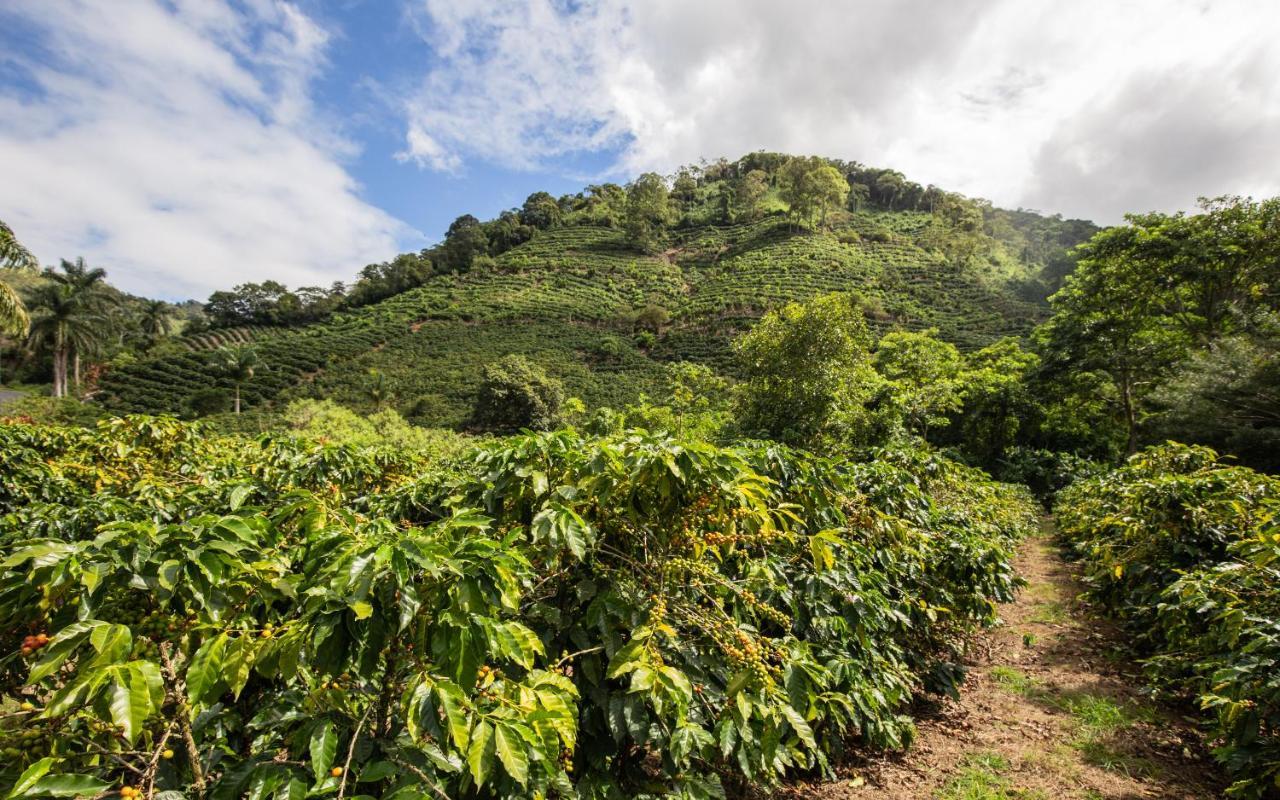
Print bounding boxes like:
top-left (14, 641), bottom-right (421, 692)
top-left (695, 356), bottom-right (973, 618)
top-left (186, 633), bottom-right (227, 705)
top-left (493, 723), bottom-right (529, 787)
top-left (467, 721), bottom-right (495, 787)
top-left (108, 666), bottom-right (153, 745)
top-left (781, 704), bottom-right (818, 751)
top-left (6, 757), bottom-right (54, 799)
top-left (309, 721), bottom-right (337, 783)
top-left (28, 622), bottom-right (100, 684)
top-left (436, 682), bottom-right (470, 751)
top-left (21, 775), bottom-right (111, 798)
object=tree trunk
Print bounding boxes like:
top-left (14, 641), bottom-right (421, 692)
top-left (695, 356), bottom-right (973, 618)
top-left (1121, 376), bottom-right (1137, 455)
top-left (53, 348), bottom-right (66, 398)
top-left (235, 385), bottom-right (241, 414)
top-left (73, 350), bottom-right (81, 395)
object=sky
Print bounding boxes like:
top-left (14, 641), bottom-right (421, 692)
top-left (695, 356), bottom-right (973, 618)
top-left (1, 0), bottom-right (1278, 299)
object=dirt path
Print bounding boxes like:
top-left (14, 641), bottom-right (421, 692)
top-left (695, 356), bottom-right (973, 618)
top-left (787, 522), bottom-right (1225, 800)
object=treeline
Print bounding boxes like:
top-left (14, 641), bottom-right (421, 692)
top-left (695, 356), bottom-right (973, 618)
top-left (197, 152), bottom-right (1094, 329)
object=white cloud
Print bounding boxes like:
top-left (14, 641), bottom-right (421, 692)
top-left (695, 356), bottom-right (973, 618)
top-left (401, 0), bottom-right (1280, 223)
top-left (0, 0), bottom-right (411, 299)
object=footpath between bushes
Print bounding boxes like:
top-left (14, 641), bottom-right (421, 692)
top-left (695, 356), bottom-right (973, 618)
top-left (788, 522), bottom-right (1225, 800)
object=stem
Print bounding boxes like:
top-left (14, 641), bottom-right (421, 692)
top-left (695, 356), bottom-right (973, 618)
top-left (159, 643), bottom-right (206, 798)
top-left (337, 705), bottom-right (375, 800)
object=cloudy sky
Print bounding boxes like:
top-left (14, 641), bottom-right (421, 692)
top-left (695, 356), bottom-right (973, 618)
top-left (1, 0), bottom-right (1278, 298)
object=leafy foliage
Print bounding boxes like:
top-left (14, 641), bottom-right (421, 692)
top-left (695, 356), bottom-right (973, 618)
top-left (0, 416), bottom-right (1036, 800)
top-left (1056, 444), bottom-right (1280, 797)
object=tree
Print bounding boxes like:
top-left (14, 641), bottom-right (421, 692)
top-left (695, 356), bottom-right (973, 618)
top-left (735, 170), bottom-right (768, 220)
top-left (623, 173), bottom-right (671, 252)
top-left (218, 344), bottom-right (261, 414)
top-left (26, 283), bottom-right (101, 398)
top-left (138, 299), bottom-right (175, 340)
top-left (873, 170), bottom-right (906, 210)
top-left (873, 329), bottom-right (963, 441)
top-left (440, 214), bottom-right (489, 272)
top-left (671, 169), bottom-right (699, 209)
top-left (778, 157), bottom-right (849, 229)
top-left (1039, 248), bottom-right (1187, 454)
top-left (520, 192), bottom-right (561, 230)
top-left (45, 257), bottom-right (116, 390)
top-left (0, 221), bottom-right (35, 343)
top-left (733, 292), bottom-right (881, 447)
top-left (847, 182), bottom-right (870, 212)
top-left (952, 338), bottom-right (1041, 468)
top-left (366, 368), bottom-right (393, 409)
top-left (633, 303), bottom-right (670, 334)
top-left (470, 355), bottom-right (564, 433)
top-left (1149, 313), bottom-right (1280, 471)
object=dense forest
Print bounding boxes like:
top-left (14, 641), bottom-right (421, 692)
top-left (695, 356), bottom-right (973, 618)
top-left (2, 154), bottom-right (1278, 799)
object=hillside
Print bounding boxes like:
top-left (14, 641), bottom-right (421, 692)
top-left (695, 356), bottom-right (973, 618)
top-left (95, 161), bottom-right (1096, 426)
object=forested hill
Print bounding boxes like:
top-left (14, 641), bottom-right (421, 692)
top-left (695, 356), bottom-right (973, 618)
top-left (95, 154), bottom-right (1097, 425)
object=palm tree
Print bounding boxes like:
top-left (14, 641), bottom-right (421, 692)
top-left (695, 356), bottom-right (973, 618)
top-left (45, 257), bottom-right (116, 390)
top-left (218, 344), bottom-right (261, 414)
top-left (138, 299), bottom-right (174, 345)
top-left (1, 220), bottom-right (38, 385)
top-left (27, 283), bottom-right (101, 398)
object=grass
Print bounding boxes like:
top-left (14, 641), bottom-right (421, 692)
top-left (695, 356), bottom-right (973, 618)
top-left (986, 666), bottom-right (1161, 779)
top-left (935, 752), bottom-right (1049, 800)
top-left (989, 666), bottom-right (1035, 696)
top-left (1027, 601), bottom-right (1069, 624)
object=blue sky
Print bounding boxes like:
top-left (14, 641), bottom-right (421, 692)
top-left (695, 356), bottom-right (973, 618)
top-left (1, 0), bottom-right (1278, 299)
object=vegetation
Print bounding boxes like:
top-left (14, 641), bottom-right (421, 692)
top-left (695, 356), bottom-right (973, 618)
top-left (0, 416), bottom-right (1036, 799)
top-left (1057, 444), bottom-right (1280, 796)
top-left (3, 151), bottom-right (1278, 799)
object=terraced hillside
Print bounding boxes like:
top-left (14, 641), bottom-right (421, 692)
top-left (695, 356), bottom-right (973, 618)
top-left (96, 210), bottom-right (1073, 427)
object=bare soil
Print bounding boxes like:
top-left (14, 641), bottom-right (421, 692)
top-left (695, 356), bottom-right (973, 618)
top-left (783, 523), bottom-right (1225, 800)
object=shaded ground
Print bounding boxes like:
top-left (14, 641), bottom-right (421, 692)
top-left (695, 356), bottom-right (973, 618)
top-left (785, 523), bottom-right (1224, 800)
top-left (0, 389), bottom-right (25, 407)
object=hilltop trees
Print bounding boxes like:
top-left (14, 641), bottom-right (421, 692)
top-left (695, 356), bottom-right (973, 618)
top-left (779, 157), bottom-right (849, 229)
top-left (735, 169), bottom-right (769, 220)
top-left (520, 191), bottom-right (561, 230)
top-left (623, 173), bottom-right (671, 252)
top-left (440, 214), bottom-right (490, 272)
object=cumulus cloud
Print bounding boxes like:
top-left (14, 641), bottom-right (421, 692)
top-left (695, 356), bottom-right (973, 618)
top-left (400, 0), bottom-right (1280, 223)
top-left (0, 0), bottom-right (410, 298)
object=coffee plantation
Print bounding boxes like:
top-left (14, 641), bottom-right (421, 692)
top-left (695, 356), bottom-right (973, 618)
top-left (1057, 444), bottom-right (1280, 797)
top-left (0, 416), bottom-right (1037, 799)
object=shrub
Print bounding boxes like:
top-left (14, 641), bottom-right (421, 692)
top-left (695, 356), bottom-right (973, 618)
top-left (0, 417), bottom-right (1036, 800)
top-left (1056, 442), bottom-right (1280, 797)
top-left (185, 387), bottom-right (231, 417)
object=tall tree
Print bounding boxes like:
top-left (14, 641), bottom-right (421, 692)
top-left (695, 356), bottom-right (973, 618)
top-left (218, 344), bottom-right (261, 414)
top-left (623, 173), bottom-right (671, 252)
top-left (45, 257), bottom-right (116, 390)
top-left (26, 283), bottom-right (101, 398)
top-left (778, 157), bottom-right (849, 229)
top-left (138, 299), bottom-right (175, 340)
top-left (735, 170), bottom-right (769, 220)
top-left (0, 220), bottom-right (37, 342)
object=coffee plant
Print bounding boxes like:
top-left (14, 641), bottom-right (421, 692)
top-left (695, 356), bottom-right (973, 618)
top-left (1, 416), bottom-right (1036, 799)
top-left (1057, 443), bottom-right (1280, 797)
